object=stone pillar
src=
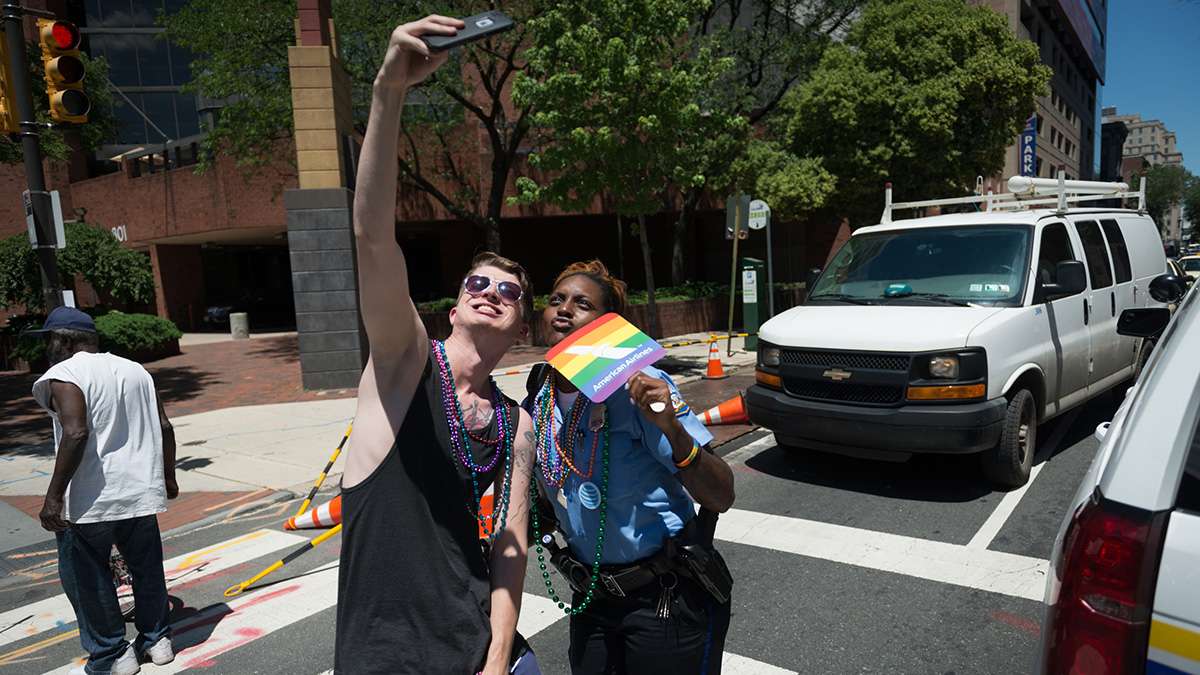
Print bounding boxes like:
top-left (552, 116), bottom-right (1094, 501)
top-left (286, 0), bottom-right (366, 390)
top-left (286, 188), bottom-right (367, 390)
top-left (149, 244), bottom-right (206, 331)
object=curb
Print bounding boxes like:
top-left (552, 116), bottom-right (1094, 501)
top-left (162, 489), bottom-right (298, 540)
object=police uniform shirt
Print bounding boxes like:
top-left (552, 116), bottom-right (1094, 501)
top-left (525, 365), bottom-right (714, 565)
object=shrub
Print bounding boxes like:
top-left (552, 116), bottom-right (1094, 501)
top-left (94, 311), bottom-right (182, 356)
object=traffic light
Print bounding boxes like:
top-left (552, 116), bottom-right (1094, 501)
top-left (37, 19), bottom-right (89, 124)
top-left (0, 37), bottom-right (17, 133)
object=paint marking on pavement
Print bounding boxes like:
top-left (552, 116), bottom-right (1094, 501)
top-left (719, 430), bottom-right (776, 466)
top-left (966, 406), bottom-right (1081, 551)
top-left (517, 593), bottom-right (563, 638)
top-left (717, 508), bottom-right (1048, 601)
top-left (966, 461), bottom-right (1046, 550)
top-left (722, 652), bottom-right (797, 674)
top-left (0, 529), bottom-right (305, 650)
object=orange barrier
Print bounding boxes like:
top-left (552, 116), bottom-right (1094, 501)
top-left (700, 394), bottom-right (749, 425)
top-left (283, 495), bottom-right (342, 530)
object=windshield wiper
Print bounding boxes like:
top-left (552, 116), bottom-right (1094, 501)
top-left (881, 292), bottom-right (972, 307)
top-left (808, 293), bottom-right (872, 305)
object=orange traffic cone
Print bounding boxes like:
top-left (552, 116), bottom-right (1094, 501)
top-left (478, 490), bottom-right (494, 540)
top-left (703, 339), bottom-right (728, 380)
top-left (701, 394), bottom-right (749, 425)
top-left (284, 495), bottom-right (342, 530)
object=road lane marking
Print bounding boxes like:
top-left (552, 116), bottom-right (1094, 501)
top-left (0, 529), bottom-right (305, 650)
top-left (717, 508), bottom-right (1048, 601)
top-left (722, 652), bottom-right (797, 674)
top-left (967, 406), bottom-right (1081, 550)
top-left (518, 593), bottom-right (562, 638)
top-left (967, 461), bottom-right (1046, 550)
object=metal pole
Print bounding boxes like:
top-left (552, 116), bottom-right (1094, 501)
top-left (765, 214), bottom-right (775, 319)
top-left (3, 3), bottom-right (61, 310)
top-left (726, 202), bottom-right (741, 358)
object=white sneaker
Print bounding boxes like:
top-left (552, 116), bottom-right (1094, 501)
top-left (65, 646), bottom-right (141, 675)
top-left (113, 646), bottom-right (141, 675)
top-left (146, 637), bottom-right (175, 665)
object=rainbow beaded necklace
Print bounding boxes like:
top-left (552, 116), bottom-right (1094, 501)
top-left (531, 374), bottom-right (611, 615)
top-left (431, 339), bottom-right (513, 543)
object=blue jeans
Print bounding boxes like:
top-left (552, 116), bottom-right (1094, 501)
top-left (56, 515), bottom-right (171, 675)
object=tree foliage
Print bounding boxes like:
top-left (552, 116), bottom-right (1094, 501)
top-left (1132, 164), bottom-right (1192, 233)
top-left (512, 0), bottom-right (744, 334)
top-left (164, 0), bottom-right (536, 252)
top-left (0, 221), bottom-right (155, 311)
top-left (768, 0), bottom-right (1051, 224)
top-left (0, 51), bottom-right (119, 163)
top-left (1183, 175), bottom-right (1200, 233)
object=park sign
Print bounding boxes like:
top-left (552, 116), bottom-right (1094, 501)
top-left (1019, 114), bottom-right (1037, 177)
top-left (748, 199), bottom-right (770, 230)
top-left (546, 313), bottom-right (665, 402)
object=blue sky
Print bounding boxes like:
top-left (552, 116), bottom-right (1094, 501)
top-left (1100, 0), bottom-right (1199, 174)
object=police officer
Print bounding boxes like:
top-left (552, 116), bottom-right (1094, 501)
top-left (525, 260), bottom-right (735, 675)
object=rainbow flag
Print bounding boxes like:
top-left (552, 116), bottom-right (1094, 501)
top-left (546, 313), bottom-right (665, 402)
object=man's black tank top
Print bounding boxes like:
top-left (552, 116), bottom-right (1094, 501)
top-left (335, 352), bottom-right (512, 674)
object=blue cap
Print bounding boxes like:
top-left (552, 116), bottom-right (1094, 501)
top-left (26, 306), bottom-right (97, 335)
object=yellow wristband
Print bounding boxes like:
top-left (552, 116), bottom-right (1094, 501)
top-left (675, 442), bottom-right (700, 469)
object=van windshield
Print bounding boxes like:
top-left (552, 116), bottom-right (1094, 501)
top-left (809, 225), bottom-right (1032, 307)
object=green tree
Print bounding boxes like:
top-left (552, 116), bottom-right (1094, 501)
top-left (512, 0), bottom-right (739, 336)
top-left (0, 220), bottom-right (155, 311)
top-left (1183, 175), bottom-right (1200, 232)
top-left (767, 0), bottom-right (1051, 225)
top-left (0, 51), bottom-right (119, 163)
top-left (1132, 164), bottom-right (1192, 233)
top-left (164, 0), bottom-right (535, 252)
top-left (660, 0), bottom-right (860, 284)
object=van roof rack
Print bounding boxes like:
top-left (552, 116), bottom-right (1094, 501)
top-left (880, 171), bottom-right (1147, 224)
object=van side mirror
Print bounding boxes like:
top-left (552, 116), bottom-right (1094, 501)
top-left (1117, 307), bottom-right (1171, 338)
top-left (1149, 273), bottom-right (1189, 304)
top-left (1041, 260), bottom-right (1087, 299)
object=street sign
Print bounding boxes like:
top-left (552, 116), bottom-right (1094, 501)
top-left (24, 189), bottom-right (65, 249)
top-left (725, 194), bottom-right (750, 240)
top-left (1019, 114), bottom-right (1037, 177)
top-left (748, 199), bottom-right (770, 230)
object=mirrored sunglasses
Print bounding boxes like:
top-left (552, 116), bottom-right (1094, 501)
top-left (464, 274), bottom-right (524, 304)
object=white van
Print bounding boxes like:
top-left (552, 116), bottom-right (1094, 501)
top-left (746, 177), bottom-right (1169, 487)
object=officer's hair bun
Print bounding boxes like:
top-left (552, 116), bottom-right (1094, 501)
top-left (553, 260), bottom-right (628, 316)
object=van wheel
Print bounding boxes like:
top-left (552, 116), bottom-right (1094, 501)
top-left (982, 389), bottom-right (1037, 489)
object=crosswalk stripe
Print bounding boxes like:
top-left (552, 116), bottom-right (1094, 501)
top-left (0, 529), bottom-right (306, 650)
top-left (716, 508), bottom-right (1048, 601)
top-left (43, 560), bottom-right (342, 674)
top-left (517, 593), bottom-right (563, 638)
top-left (722, 652), bottom-right (797, 674)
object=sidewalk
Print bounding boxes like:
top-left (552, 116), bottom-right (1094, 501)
top-left (0, 332), bottom-right (756, 553)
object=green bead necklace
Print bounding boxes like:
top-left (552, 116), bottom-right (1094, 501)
top-left (531, 422), bottom-right (610, 616)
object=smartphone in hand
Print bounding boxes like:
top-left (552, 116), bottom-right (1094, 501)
top-left (421, 10), bottom-right (514, 52)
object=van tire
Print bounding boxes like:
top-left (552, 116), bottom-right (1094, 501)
top-left (982, 389), bottom-right (1037, 489)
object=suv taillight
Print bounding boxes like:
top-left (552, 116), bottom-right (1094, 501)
top-left (1043, 492), bottom-right (1167, 674)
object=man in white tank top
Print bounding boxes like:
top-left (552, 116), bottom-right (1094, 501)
top-left (29, 307), bottom-right (179, 675)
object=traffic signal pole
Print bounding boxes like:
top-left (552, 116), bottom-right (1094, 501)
top-left (2, 3), bottom-right (61, 310)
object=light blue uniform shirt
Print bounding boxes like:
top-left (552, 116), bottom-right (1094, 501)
top-left (524, 365), bottom-right (714, 565)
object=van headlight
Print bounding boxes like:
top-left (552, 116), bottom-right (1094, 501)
top-left (761, 346), bottom-right (781, 368)
top-left (928, 354), bottom-right (959, 379)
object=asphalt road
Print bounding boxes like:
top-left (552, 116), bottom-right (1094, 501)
top-left (0, 391), bottom-right (1120, 674)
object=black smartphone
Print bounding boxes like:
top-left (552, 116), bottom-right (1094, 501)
top-left (421, 11), bottom-right (514, 52)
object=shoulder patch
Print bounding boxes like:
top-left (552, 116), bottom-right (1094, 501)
top-left (671, 390), bottom-right (691, 416)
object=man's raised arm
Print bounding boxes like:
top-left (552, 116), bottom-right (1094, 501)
top-left (353, 16), bottom-right (463, 363)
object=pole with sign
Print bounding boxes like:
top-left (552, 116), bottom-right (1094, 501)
top-left (748, 199), bottom-right (773, 318)
top-left (725, 194), bottom-right (749, 356)
top-left (1019, 114), bottom-right (1037, 177)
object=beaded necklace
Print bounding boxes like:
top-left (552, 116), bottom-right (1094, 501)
top-left (431, 339), bottom-right (513, 542)
top-left (534, 376), bottom-right (598, 488)
top-left (531, 421), bottom-right (610, 616)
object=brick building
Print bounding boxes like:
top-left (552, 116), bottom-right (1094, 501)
top-left (1102, 106), bottom-right (1188, 243)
